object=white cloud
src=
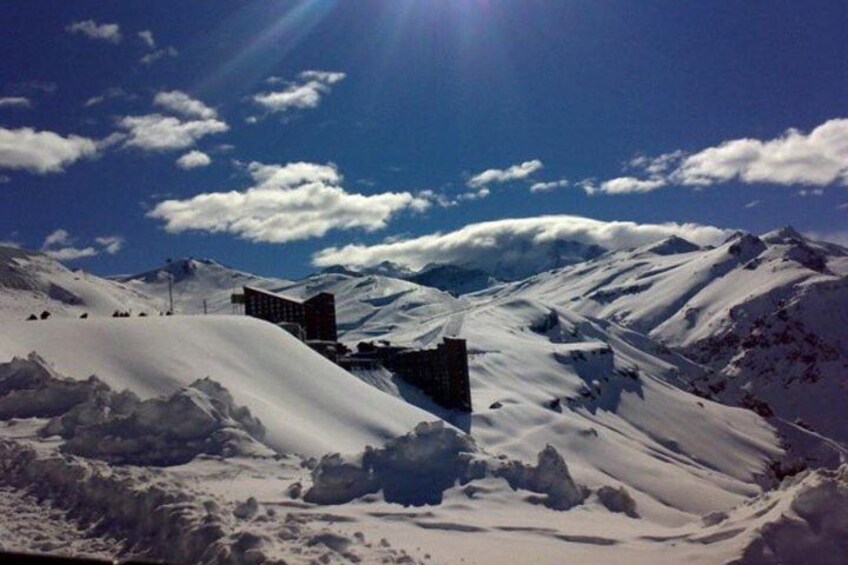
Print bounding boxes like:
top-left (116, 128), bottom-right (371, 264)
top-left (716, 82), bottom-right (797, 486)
top-left (467, 160), bottom-right (543, 189)
top-left (154, 91), bottom-right (217, 119)
top-left (605, 118), bottom-right (848, 196)
top-left (0, 97), bottom-right (31, 109)
top-left (140, 46), bottom-right (178, 66)
top-left (312, 215), bottom-right (731, 272)
top-left (41, 230), bottom-right (125, 260)
top-left (138, 30), bottom-right (156, 49)
top-left (147, 161), bottom-right (430, 243)
top-left (43, 229), bottom-right (72, 248)
top-left (176, 150), bottom-right (212, 170)
top-left (253, 70), bottom-right (346, 114)
top-left (84, 87), bottom-right (131, 108)
top-left (41, 229), bottom-right (96, 261)
top-left (530, 179), bottom-right (570, 193)
top-left (118, 114), bottom-right (228, 152)
top-left (94, 235), bottom-right (124, 255)
top-left (66, 20), bottom-right (122, 44)
top-left (0, 127), bottom-right (98, 174)
top-left (744, 200), bottom-right (760, 209)
top-left (594, 176), bottom-right (667, 195)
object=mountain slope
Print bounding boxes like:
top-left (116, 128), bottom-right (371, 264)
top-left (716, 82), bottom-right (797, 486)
top-left (0, 246), bottom-right (158, 319)
top-left (115, 257), bottom-right (292, 315)
top-left (340, 293), bottom-right (784, 522)
top-left (480, 228), bottom-right (848, 444)
top-left (275, 271), bottom-right (467, 338)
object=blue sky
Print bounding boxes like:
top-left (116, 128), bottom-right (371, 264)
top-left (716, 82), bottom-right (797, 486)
top-left (1, 0), bottom-right (846, 278)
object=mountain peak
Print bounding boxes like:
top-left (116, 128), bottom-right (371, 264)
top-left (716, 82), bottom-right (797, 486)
top-left (762, 225), bottom-right (805, 244)
top-left (642, 236), bottom-right (701, 256)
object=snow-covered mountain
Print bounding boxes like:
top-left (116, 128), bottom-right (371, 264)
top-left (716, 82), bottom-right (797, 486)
top-left (328, 238), bottom-right (609, 296)
top-left (1, 230), bottom-right (846, 563)
top-left (479, 227), bottom-right (848, 444)
top-left (275, 271), bottom-right (467, 338)
top-left (0, 245), bottom-right (158, 319)
top-left (406, 263), bottom-right (500, 296)
top-left (114, 257), bottom-right (292, 315)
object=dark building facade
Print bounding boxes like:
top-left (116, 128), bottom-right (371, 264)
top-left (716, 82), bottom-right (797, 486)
top-left (349, 338), bottom-right (472, 412)
top-left (240, 286), bottom-right (338, 342)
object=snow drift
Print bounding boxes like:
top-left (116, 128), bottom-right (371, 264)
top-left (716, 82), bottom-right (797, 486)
top-left (0, 316), bottom-right (436, 456)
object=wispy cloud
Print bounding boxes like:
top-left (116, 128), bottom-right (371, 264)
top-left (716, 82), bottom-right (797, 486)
top-left (467, 160), bottom-right (543, 189)
top-left (253, 70), bottom-right (346, 115)
top-left (312, 215), bottom-right (730, 272)
top-left (147, 161), bottom-right (430, 243)
top-left (41, 229), bottom-right (123, 261)
top-left (591, 177), bottom-right (667, 195)
top-left (140, 47), bottom-right (178, 66)
top-left (0, 97), bottom-right (31, 109)
top-left (94, 235), bottom-right (125, 255)
top-left (0, 127), bottom-right (98, 174)
top-left (530, 179), bottom-right (569, 193)
top-left (138, 30), bottom-right (156, 49)
top-left (84, 87), bottom-right (132, 108)
top-left (154, 91), bottom-right (217, 119)
top-left (66, 20), bottom-right (122, 44)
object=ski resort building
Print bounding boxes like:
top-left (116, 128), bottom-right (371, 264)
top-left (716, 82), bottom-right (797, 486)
top-left (345, 339), bottom-right (473, 412)
top-left (235, 286), bottom-right (471, 412)
top-left (235, 286), bottom-right (338, 342)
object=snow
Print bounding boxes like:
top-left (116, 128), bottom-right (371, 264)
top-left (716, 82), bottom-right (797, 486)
top-left (0, 245), bottom-right (158, 319)
top-left (115, 257), bottom-right (292, 315)
top-left (0, 316), bottom-right (435, 456)
top-left (0, 230), bottom-right (846, 563)
top-left (471, 230), bottom-right (848, 444)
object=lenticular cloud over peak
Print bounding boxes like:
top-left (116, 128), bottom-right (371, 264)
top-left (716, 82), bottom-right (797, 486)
top-left (311, 214), bottom-right (731, 278)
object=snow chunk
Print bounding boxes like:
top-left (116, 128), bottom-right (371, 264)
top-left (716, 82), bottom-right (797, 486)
top-left (305, 422), bottom-right (598, 512)
top-left (63, 379), bottom-right (269, 466)
top-left (495, 444), bottom-right (587, 510)
top-left (0, 353), bottom-right (113, 420)
top-left (0, 353), bottom-right (269, 466)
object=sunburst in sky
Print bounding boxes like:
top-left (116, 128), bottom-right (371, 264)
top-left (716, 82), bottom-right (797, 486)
top-left (0, 0), bottom-right (846, 276)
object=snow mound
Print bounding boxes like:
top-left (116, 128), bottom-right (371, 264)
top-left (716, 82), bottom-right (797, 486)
top-left (62, 378), bottom-right (269, 466)
top-left (0, 316), bottom-right (436, 456)
top-left (496, 444), bottom-right (587, 510)
top-left (707, 465), bottom-right (848, 564)
top-left (0, 353), bottom-right (113, 420)
top-left (0, 353), bottom-right (269, 465)
top-left (305, 421), bottom-right (601, 512)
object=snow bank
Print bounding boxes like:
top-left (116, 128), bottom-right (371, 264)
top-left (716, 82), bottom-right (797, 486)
top-left (0, 353), bottom-right (269, 465)
top-left (698, 465), bottom-right (848, 564)
top-left (306, 421), bottom-right (603, 512)
top-left (0, 439), bottom-right (276, 564)
top-left (0, 316), bottom-right (435, 456)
